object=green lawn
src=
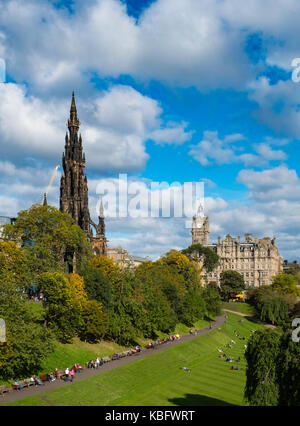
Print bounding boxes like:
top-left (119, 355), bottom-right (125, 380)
top-left (223, 302), bottom-right (256, 316)
top-left (4, 313), bottom-right (264, 406)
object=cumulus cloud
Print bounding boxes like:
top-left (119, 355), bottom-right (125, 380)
top-left (249, 77), bottom-right (300, 139)
top-left (2, 162), bottom-right (300, 261)
top-left (0, 0), bottom-right (255, 92)
top-left (237, 166), bottom-right (300, 201)
top-left (0, 83), bottom-right (192, 171)
top-left (188, 131), bottom-right (287, 167)
top-left (148, 122), bottom-right (194, 146)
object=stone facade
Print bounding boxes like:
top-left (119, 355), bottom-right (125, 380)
top-left (106, 246), bottom-right (149, 269)
top-left (192, 213), bottom-right (283, 288)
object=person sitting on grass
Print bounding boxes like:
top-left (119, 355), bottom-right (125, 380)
top-left (181, 366), bottom-right (191, 372)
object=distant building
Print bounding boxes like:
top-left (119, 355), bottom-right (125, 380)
top-left (192, 211), bottom-right (283, 288)
top-left (106, 246), bottom-right (150, 268)
top-left (283, 260), bottom-right (300, 274)
top-left (0, 216), bottom-right (16, 240)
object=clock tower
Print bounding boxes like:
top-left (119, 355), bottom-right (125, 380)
top-left (192, 205), bottom-right (210, 245)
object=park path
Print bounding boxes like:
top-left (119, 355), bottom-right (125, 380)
top-left (223, 309), bottom-right (276, 328)
top-left (1, 314), bottom-right (226, 404)
top-left (223, 309), bottom-right (250, 317)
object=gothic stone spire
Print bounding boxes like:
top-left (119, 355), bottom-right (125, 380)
top-left (90, 199), bottom-right (108, 255)
top-left (60, 92), bottom-right (92, 239)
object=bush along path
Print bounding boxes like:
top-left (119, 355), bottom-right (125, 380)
top-left (1, 315), bottom-right (226, 404)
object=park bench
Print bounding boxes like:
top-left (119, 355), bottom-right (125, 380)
top-left (27, 378), bottom-right (35, 387)
top-left (12, 383), bottom-right (21, 391)
top-left (0, 385), bottom-right (10, 396)
top-left (20, 379), bottom-right (30, 389)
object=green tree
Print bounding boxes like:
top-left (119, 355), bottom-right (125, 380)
top-left (38, 272), bottom-right (83, 342)
top-left (203, 282), bottom-right (222, 317)
top-left (3, 204), bottom-right (91, 273)
top-left (259, 294), bottom-right (288, 325)
top-left (135, 261), bottom-right (183, 322)
top-left (79, 300), bottom-right (109, 343)
top-left (244, 329), bottom-right (281, 406)
top-left (219, 270), bottom-right (245, 300)
top-left (89, 255), bottom-right (120, 278)
top-left (182, 244), bottom-right (219, 273)
top-left (271, 273), bottom-right (300, 297)
top-left (79, 266), bottom-right (112, 310)
top-left (181, 288), bottom-right (207, 326)
top-left (0, 241), bottom-right (31, 288)
top-left (0, 278), bottom-right (54, 380)
top-left (277, 330), bottom-right (300, 406)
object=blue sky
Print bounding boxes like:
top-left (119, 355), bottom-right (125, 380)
top-left (0, 0), bottom-right (300, 260)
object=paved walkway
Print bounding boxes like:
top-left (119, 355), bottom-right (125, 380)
top-left (1, 314), bottom-right (226, 404)
top-left (223, 309), bottom-right (276, 328)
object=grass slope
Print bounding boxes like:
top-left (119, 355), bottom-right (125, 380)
top-left (5, 313), bottom-right (264, 406)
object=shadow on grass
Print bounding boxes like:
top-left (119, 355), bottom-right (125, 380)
top-left (169, 393), bottom-right (234, 406)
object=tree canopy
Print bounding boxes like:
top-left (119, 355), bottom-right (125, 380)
top-left (219, 270), bottom-right (245, 300)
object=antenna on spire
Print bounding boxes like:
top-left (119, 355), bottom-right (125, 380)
top-left (99, 198), bottom-right (104, 218)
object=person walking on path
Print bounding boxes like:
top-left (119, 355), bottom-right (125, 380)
top-left (64, 367), bottom-right (69, 382)
top-left (69, 369), bottom-right (74, 383)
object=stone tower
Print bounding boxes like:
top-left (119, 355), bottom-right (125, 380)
top-left (192, 204), bottom-right (210, 245)
top-left (60, 92), bottom-right (92, 239)
top-left (91, 199), bottom-right (108, 255)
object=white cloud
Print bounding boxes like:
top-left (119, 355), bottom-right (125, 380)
top-left (188, 131), bottom-right (287, 167)
top-left (249, 77), bottom-right (300, 139)
top-left (0, 0), bottom-right (254, 92)
top-left (0, 83), bottom-right (192, 171)
top-left (237, 166), bottom-right (300, 201)
top-left (148, 122), bottom-right (194, 146)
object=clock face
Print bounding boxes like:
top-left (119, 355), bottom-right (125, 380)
top-left (197, 223), bottom-right (202, 228)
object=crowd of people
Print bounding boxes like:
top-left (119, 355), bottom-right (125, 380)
top-left (10, 322), bottom-right (231, 397)
top-left (8, 334), bottom-right (186, 394)
top-left (216, 326), bottom-right (255, 371)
